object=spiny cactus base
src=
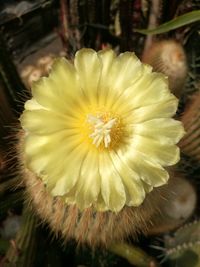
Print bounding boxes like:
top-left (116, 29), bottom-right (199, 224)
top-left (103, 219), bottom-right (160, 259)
top-left (20, 159), bottom-right (189, 247)
top-left (19, 131), bottom-right (181, 247)
top-left (23, 166), bottom-right (155, 247)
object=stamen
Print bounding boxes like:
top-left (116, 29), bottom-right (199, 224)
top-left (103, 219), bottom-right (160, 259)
top-left (87, 115), bottom-right (116, 148)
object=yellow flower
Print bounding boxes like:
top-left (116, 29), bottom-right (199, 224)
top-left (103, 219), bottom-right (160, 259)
top-left (20, 49), bottom-right (185, 212)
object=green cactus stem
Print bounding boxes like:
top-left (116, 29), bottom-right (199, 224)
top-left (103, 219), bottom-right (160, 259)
top-left (109, 242), bottom-right (159, 267)
top-left (4, 207), bottom-right (38, 267)
top-left (164, 220), bottom-right (200, 267)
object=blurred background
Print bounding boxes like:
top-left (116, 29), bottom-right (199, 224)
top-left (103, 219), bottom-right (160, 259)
top-left (0, 1), bottom-right (200, 266)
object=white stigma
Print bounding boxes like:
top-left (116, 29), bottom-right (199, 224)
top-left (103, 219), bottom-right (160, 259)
top-left (87, 115), bottom-right (116, 148)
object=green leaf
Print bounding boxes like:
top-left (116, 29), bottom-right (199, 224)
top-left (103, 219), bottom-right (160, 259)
top-left (135, 10), bottom-right (200, 35)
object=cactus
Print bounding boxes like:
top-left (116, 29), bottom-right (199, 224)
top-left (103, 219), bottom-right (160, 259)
top-left (147, 173), bottom-right (196, 235)
top-left (179, 92), bottom-right (200, 163)
top-left (109, 242), bottom-right (159, 267)
top-left (142, 40), bottom-right (187, 98)
top-left (3, 207), bottom-right (38, 267)
top-left (20, 54), bottom-right (56, 89)
top-left (164, 220), bottom-right (200, 267)
top-left (19, 148), bottom-right (191, 248)
top-left (21, 164), bottom-right (156, 247)
top-left (19, 142), bottom-right (186, 247)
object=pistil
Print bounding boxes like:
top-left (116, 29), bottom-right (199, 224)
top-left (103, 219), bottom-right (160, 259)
top-left (87, 115), bottom-right (117, 148)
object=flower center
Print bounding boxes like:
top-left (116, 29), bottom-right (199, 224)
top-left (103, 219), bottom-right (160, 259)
top-left (87, 115), bottom-right (117, 148)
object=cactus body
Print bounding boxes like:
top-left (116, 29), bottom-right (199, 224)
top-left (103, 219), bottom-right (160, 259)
top-left (164, 221), bottom-right (200, 267)
top-left (19, 134), bottom-right (185, 247)
top-left (20, 135), bottom-right (180, 247)
top-left (142, 40), bottom-right (187, 97)
top-left (180, 93), bottom-right (200, 162)
top-left (4, 207), bottom-right (37, 267)
top-left (147, 174), bottom-right (196, 235)
top-left (22, 163), bottom-right (156, 247)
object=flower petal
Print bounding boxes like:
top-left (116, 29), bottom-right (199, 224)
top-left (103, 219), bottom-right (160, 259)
top-left (75, 150), bottom-right (101, 210)
top-left (75, 48), bottom-right (102, 104)
top-left (129, 135), bottom-right (180, 166)
top-left (97, 49), bottom-right (116, 105)
top-left (111, 72), bottom-right (171, 112)
top-left (99, 52), bottom-right (145, 108)
top-left (99, 152), bottom-right (126, 212)
top-left (32, 58), bottom-right (86, 115)
top-left (94, 193), bottom-right (107, 211)
top-left (109, 151), bottom-right (145, 206)
top-left (110, 52), bottom-right (143, 90)
top-left (20, 48), bottom-right (184, 213)
top-left (24, 136), bottom-right (52, 175)
top-left (51, 145), bottom-right (88, 196)
top-left (134, 155), bottom-right (169, 186)
top-left (24, 99), bottom-right (44, 111)
top-left (124, 96), bottom-right (178, 124)
top-left (98, 49), bottom-right (116, 79)
top-left (20, 110), bottom-right (79, 135)
top-left (24, 131), bottom-right (83, 188)
top-left (131, 118), bottom-right (185, 144)
top-left (116, 147), bottom-right (169, 187)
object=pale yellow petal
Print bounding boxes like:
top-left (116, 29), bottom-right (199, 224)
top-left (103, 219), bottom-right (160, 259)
top-left (32, 59), bottom-right (86, 115)
top-left (24, 99), bottom-right (44, 111)
top-left (98, 49), bottom-right (116, 80)
top-left (129, 135), bottom-right (180, 166)
top-left (141, 181), bottom-right (153, 193)
top-left (24, 132), bottom-right (83, 187)
top-left (20, 110), bottom-right (79, 135)
top-left (111, 72), bottom-right (171, 112)
top-left (124, 96), bottom-right (178, 124)
top-left (50, 59), bottom-right (88, 114)
top-left (49, 57), bottom-right (82, 99)
top-left (131, 118), bottom-right (185, 144)
top-left (24, 134), bottom-right (56, 174)
top-left (117, 148), bottom-right (169, 187)
top-left (109, 151), bottom-right (145, 206)
top-left (99, 52), bottom-right (146, 108)
top-left (64, 187), bottom-right (77, 205)
top-left (51, 145), bottom-right (89, 196)
top-left (99, 152), bottom-right (126, 212)
top-left (74, 48), bottom-right (102, 104)
top-left (134, 155), bottom-right (169, 186)
top-left (31, 79), bottom-right (80, 116)
top-left (20, 48), bottom-right (184, 213)
top-left (97, 49), bottom-right (116, 105)
top-left (75, 150), bottom-right (101, 210)
top-left (94, 193), bottom-right (107, 211)
top-left (110, 52), bottom-right (143, 90)
top-left (41, 141), bottom-right (87, 188)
